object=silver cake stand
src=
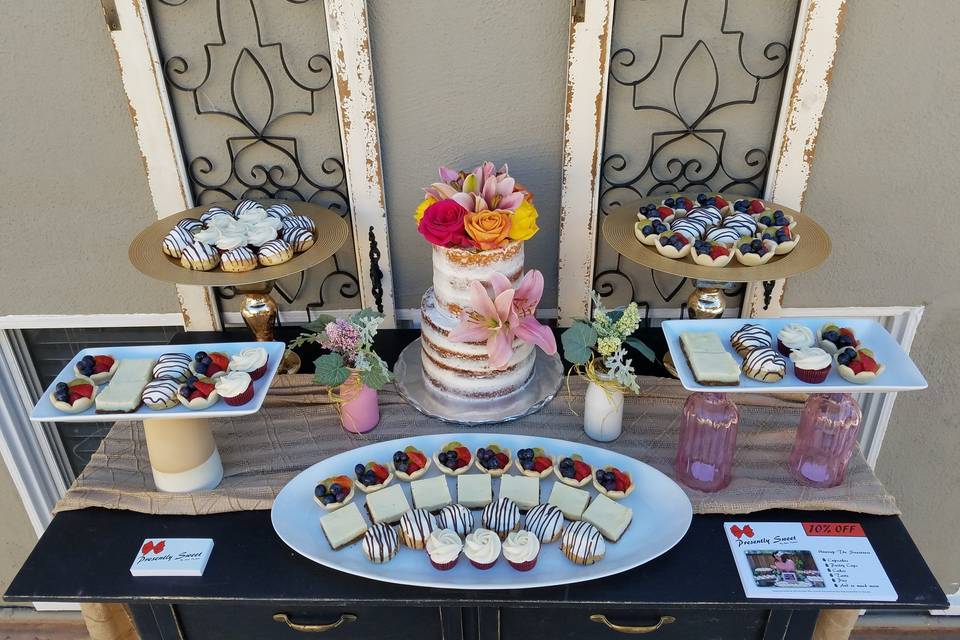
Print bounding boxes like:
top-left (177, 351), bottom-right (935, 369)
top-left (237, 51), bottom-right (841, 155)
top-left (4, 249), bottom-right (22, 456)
top-left (395, 339), bottom-right (564, 425)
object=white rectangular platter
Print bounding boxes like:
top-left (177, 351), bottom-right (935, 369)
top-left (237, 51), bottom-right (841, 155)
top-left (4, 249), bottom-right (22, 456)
top-left (29, 341), bottom-right (285, 423)
top-left (662, 317), bottom-right (927, 394)
top-left (271, 433), bottom-right (693, 590)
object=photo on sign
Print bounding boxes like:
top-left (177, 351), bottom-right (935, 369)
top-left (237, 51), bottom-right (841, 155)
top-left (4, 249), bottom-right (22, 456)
top-left (745, 550), bottom-right (825, 588)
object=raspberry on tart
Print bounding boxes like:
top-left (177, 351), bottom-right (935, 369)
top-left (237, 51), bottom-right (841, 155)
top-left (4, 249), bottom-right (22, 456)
top-left (514, 447), bottom-right (554, 478)
top-left (74, 354), bottom-right (118, 384)
top-left (691, 239), bottom-right (734, 267)
top-left (553, 454), bottom-right (593, 488)
top-left (353, 460), bottom-right (394, 493)
top-left (433, 441), bottom-right (473, 476)
top-left (176, 376), bottom-right (220, 410)
top-left (694, 192), bottom-right (730, 213)
top-left (661, 195), bottom-right (695, 213)
top-left (732, 197), bottom-right (771, 217)
top-left (835, 346), bottom-right (885, 384)
top-left (50, 376), bottom-right (98, 414)
top-left (391, 446), bottom-right (430, 481)
top-left (474, 445), bottom-right (512, 477)
top-left (655, 231), bottom-right (692, 259)
top-left (592, 466), bottom-right (635, 499)
top-left (633, 217), bottom-right (670, 246)
top-left (315, 475), bottom-right (355, 511)
top-left (189, 350), bottom-right (230, 378)
top-left (636, 202), bottom-right (677, 224)
top-left (818, 324), bottom-right (859, 354)
top-left (760, 225), bottom-right (800, 255)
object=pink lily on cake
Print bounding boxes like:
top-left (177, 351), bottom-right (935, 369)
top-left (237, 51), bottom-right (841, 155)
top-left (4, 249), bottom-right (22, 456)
top-left (447, 270), bottom-right (556, 370)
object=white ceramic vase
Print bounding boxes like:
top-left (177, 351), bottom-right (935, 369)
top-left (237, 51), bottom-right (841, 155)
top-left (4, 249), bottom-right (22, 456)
top-left (583, 380), bottom-right (624, 442)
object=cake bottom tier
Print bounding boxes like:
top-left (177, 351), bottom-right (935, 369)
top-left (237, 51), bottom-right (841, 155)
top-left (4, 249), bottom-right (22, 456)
top-left (420, 288), bottom-right (536, 400)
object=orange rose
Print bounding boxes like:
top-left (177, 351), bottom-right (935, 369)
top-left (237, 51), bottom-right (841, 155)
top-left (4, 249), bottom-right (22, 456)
top-left (464, 210), bottom-right (512, 250)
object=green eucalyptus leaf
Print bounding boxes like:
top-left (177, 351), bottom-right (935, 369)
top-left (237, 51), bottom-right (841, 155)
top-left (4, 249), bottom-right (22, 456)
top-left (561, 320), bottom-right (598, 364)
top-left (625, 336), bottom-right (656, 362)
top-left (351, 308), bottom-right (382, 324)
top-left (313, 353), bottom-right (350, 387)
top-left (304, 314), bottom-right (336, 332)
top-left (360, 359), bottom-right (391, 390)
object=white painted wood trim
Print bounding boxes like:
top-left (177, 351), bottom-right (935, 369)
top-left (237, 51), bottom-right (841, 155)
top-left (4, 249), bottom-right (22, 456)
top-left (778, 305), bottom-right (924, 469)
top-left (0, 313), bottom-right (184, 330)
top-left (745, 0), bottom-right (847, 317)
top-left (323, 0), bottom-right (396, 327)
top-left (557, 0), bottom-right (616, 326)
top-left (107, 0), bottom-right (220, 331)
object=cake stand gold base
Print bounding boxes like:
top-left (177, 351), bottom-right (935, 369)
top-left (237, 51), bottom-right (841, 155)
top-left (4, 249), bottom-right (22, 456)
top-left (662, 281), bottom-right (732, 377)
top-left (237, 281), bottom-right (301, 373)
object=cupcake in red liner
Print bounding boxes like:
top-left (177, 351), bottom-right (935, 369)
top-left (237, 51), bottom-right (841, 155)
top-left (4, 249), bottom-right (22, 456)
top-left (464, 528), bottom-right (501, 570)
top-left (789, 347), bottom-right (832, 384)
top-left (215, 370), bottom-right (254, 406)
top-left (425, 528), bottom-right (463, 571)
top-left (501, 530), bottom-right (540, 572)
top-left (777, 323), bottom-right (816, 357)
top-left (228, 347), bottom-right (269, 381)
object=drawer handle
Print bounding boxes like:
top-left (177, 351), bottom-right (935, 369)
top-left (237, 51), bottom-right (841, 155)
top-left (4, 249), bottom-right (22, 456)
top-left (590, 614), bottom-right (676, 634)
top-left (272, 613), bottom-right (357, 633)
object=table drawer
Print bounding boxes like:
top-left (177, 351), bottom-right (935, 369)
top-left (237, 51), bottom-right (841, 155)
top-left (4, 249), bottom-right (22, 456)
top-left (174, 604), bottom-right (443, 640)
top-left (498, 608), bottom-right (767, 640)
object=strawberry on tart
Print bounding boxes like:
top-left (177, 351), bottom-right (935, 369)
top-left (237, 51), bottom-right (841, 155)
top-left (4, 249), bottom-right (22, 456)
top-left (50, 377), bottom-right (97, 413)
top-left (553, 454), bottom-right (593, 487)
top-left (433, 441), bottom-right (472, 476)
top-left (177, 375), bottom-right (219, 409)
top-left (391, 446), bottom-right (430, 481)
top-left (835, 346), bottom-right (884, 384)
top-left (190, 350), bottom-right (229, 378)
top-left (74, 354), bottom-right (118, 384)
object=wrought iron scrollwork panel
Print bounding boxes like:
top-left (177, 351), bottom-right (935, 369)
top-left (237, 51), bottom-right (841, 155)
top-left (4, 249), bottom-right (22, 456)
top-left (149, 0), bottom-right (360, 311)
top-left (596, 0), bottom-right (799, 310)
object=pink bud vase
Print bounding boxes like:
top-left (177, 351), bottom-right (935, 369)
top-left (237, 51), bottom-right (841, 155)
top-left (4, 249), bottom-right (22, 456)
top-left (788, 393), bottom-right (862, 488)
top-left (339, 375), bottom-right (380, 434)
top-left (675, 392), bottom-right (739, 492)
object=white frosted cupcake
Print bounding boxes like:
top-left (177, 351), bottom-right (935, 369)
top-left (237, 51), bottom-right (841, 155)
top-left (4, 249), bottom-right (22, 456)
top-left (502, 530), bottom-right (541, 572)
top-left (214, 370), bottom-right (254, 406)
top-left (790, 347), bottom-right (833, 384)
top-left (228, 347), bottom-right (269, 380)
top-left (425, 528), bottom-right (463, 571)
top-left (777, 323), bottom-right (816, 356)
top-left (464, 528), bottom-right (502, 570)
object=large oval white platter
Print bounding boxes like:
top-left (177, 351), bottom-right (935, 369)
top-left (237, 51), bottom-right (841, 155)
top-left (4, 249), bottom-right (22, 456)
top-left (271, 433), bottom-right (693, 590)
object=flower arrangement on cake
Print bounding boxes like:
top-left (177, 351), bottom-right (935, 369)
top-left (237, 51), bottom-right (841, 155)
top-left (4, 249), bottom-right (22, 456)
top-left (290, 309), bottom-right (391, 432)
top-left (414, 162), bottom-right (555, 402)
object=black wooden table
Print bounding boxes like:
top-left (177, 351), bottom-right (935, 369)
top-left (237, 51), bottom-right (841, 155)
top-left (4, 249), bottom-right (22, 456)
top-left (5, 329), bottom-right (947, 640)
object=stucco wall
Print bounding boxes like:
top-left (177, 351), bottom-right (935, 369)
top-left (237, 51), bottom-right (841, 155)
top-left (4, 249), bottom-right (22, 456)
top-left (785, 0), bottom-right (960, 592)
top-left (0, 1), bottom-right (180, 315)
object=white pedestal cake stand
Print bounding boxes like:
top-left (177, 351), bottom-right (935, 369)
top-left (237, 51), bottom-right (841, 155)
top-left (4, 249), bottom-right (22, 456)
top-left (394, 338), bottom-right (563, 425)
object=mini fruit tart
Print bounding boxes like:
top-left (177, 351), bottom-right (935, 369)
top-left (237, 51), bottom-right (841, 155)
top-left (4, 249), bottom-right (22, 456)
top-left (391, 446), bottom-right (430, 481)
top-left (637, 202), bottom-right (677, 224)
top-left (353, 461), bottom-right (393, 493)
top-left (515, 447), bottom-right (553, 478)
top-left (655, 231), bottom-right (692, 259)
top-left (691, 240), bottom-right (734, 267)
top-left (314, 475), bottom-right (354, 511)
top-left (50, 376), bottom-right (98, 413)
top-left (475, 445), bottom-right (512, 477)
top-left (177, 376), bottom-right (219, 409)
top-left (835, 347), bottom-right (885, 384)
top-left (754, 208), bottom-right (797, 231)
top-left (818, 323), bottom-right (859, 354)
top-left (760, 225), bottom-right (800, 255)
top-left (593, 466), bottom-right (635, 499)
top-left (734, 236), bottom-right (777, 266)
top-left (661, 195), bottom-right (695, 215)
top-left (633, 217), bottom-right (669, 245)
top-left (433, 441), bottom-right (473, 476)
top-left (553, 454), bottom-right (593, 487)
top-left (74, 354), bottom-right (118, 384)
top-left (732, 197), bottom-right (772, 217)
top-left (189, 350), bottom-right (230, 378)
top-left (693, 192), bottom-right (730, 214)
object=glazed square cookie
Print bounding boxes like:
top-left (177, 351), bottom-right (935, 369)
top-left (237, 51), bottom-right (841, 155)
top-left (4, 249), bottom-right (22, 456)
top-left (547, 481), bottom-right (590, 520)
top-left (364, 483), bottom-right (410, 525)
top-left (411, 475), bottom-right (453, 513)
top-left (498, 474), bottom-right (539, 511)
top-left (320, 502), bottom-right (368, 550)
top-left (582, 494), bottom-right (633, 542)
top-left (457, 473), bottom-right (492, 509)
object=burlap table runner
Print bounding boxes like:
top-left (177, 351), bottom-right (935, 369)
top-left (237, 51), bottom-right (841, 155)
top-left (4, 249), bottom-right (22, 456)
top-left (54, 374), bottom-right (898, 515)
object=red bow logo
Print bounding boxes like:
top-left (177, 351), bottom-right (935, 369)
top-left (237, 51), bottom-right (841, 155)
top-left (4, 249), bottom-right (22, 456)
top-left (730, 525), bottom-right (754, 539)
top-left (141, 540), bottom-right (166, 555)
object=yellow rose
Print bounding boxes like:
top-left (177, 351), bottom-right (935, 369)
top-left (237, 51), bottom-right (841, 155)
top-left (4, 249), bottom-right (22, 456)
top-left (464, 210), bottom-right (512, 250)
top-left (413, 196), bottom-right (436, 223)
top-left (509, 200), bottom-right (539, 241)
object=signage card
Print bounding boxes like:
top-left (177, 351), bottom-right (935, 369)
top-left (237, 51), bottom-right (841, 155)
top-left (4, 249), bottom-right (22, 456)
top-left (130, 538), bottom-right (214, 577)
top-left (724, 522), bottom-right (896, 601)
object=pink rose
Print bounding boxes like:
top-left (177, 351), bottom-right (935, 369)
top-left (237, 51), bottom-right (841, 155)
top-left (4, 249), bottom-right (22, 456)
top-left (417, 199), bottom-right (475, 248)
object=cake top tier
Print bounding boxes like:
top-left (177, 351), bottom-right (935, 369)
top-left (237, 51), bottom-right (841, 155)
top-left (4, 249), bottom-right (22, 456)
top-left (432, 241), bottom-right (525, 320)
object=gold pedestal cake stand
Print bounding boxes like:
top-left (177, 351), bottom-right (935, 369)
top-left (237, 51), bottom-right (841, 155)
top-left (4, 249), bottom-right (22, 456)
top-left (126, 200), bottom-right (347, 492)
top-left (601, 194), bottom-right (831, 375)
top-left (129, 199), bottom-right (349, 373)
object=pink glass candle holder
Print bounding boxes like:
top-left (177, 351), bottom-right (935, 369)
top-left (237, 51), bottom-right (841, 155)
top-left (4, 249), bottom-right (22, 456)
top-left (675, 392), bottom-right (739, 492)
top-left (788, 393), bottom-right (862, 488)
top-left (340, 379), bottom-right (380, 434)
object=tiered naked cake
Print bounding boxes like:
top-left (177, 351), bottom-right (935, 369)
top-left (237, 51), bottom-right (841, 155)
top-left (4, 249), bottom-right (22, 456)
top-left (420, 240), bottom-right (536, 399)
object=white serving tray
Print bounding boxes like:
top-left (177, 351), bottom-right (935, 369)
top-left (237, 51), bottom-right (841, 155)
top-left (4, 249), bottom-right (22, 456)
top-left (271, 433), bottom-right (693, 590)
top-left (29, 341), bottom-right (286, 422)
top-left (662, 317), bottom-right (927, 394)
